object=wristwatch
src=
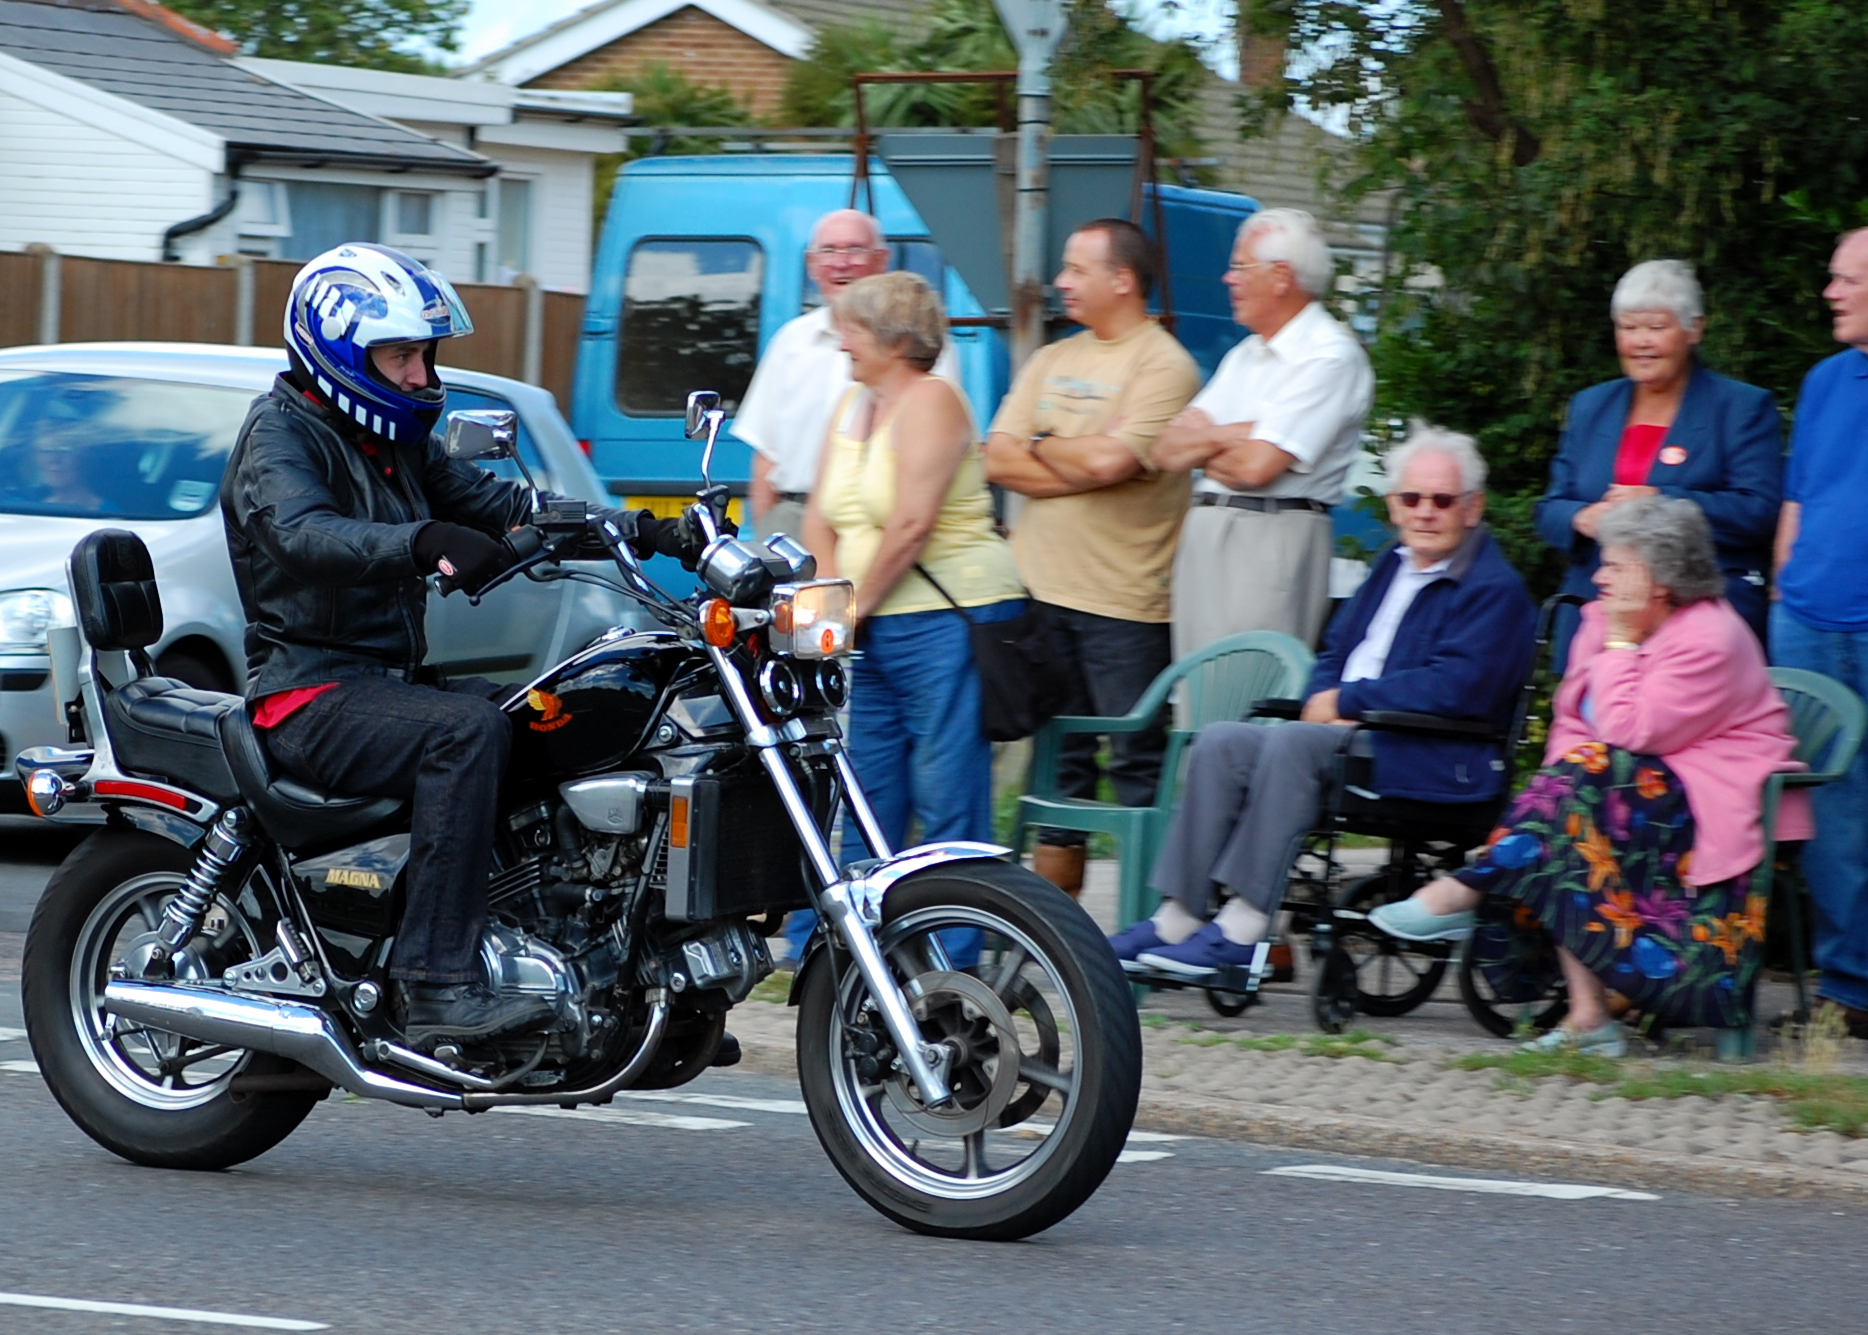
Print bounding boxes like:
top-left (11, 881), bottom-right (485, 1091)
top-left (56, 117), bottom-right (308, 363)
top-left (1603, 639), bottom-right (1640, 651)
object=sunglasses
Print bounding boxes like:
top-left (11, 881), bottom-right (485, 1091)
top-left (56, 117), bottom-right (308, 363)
top-left (1395, 491), bottom-right (1468, 510)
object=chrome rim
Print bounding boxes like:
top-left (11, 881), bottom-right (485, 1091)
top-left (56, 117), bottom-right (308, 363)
top-left (70, 871), bottom-right (266, 1110)
top-left (826, 905), bottom-right (1084, 1200)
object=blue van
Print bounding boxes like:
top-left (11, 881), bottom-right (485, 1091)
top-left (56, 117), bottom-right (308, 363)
top-left (571, 156), bottom-right (1271, 518)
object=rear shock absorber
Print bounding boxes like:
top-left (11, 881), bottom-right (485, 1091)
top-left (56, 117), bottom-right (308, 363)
top-left (152, 808), bottom-right (254, 964)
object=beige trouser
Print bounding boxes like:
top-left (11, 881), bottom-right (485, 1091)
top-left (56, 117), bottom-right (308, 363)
top-left (755, 498), bottom-right (808, 543)
top-left (1170, 502), bottom-right (1334, 662)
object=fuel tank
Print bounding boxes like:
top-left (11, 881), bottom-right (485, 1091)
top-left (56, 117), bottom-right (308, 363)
top-left (503, 628), bottom-right (725, 782)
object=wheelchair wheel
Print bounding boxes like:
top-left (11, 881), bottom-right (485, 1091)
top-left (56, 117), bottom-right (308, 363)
top-left (1204, 987), bottom-right (1253, 1018)
top-left (1308, 943), bottom-right (1359, 1034)
top-left (1456, 905), bottom-right (1568, 1039)
top-left (1336, 875), bottom-right (1448, 1017)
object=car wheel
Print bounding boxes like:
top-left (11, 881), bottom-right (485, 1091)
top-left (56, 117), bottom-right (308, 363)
top-left (154, 647), bottom-right (233, 694)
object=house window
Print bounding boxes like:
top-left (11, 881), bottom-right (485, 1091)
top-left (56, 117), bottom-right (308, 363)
top-left (616, 238), bottom-right (763, 416)
top-left (395, 192), bottom-right (434, 236)
top-left (498, 178), bottom-right (533, 279)
top-left (233, 181), bottom-right (291, 258)
top-left (282, 182), bottom-right (382, 260)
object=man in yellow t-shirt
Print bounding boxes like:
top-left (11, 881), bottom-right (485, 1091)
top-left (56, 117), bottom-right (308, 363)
top-left (985, 218), bottom-right (1200, 896)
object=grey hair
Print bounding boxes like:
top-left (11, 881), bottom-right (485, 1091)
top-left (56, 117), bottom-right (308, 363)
top-left (1235, 207), bottom-right (1335, 297)
top-left (832, 271), bottom-right (945, 371)
top-left (810, 208), bottom-right (883, 251)
top-left (1596, 496), bottom-right (1723, 604)
top-left (1384, 421), bottom-right (1487, 494)
top-left (1610, 259), bottom-right (1704, 328)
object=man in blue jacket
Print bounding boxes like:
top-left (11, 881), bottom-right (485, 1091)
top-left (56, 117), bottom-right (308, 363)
top-left (1113, 425), bottom-right (1537, 975)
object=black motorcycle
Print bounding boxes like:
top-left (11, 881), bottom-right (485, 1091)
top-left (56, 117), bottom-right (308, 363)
top-left (14, 393), bottom-right (1141, 1241)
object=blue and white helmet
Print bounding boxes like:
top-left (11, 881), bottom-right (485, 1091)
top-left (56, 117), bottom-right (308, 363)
top-left (283, 243), bottom-right (473, 443)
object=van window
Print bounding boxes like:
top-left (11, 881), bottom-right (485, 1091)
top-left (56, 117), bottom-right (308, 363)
top-left (800, 238), bottom-right (944, 313)
top-left (617, 239), bottom-right (763, 416)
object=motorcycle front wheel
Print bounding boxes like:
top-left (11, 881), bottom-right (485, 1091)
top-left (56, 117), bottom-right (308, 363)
top-left (796, 859), bottom-right (1141, 1241)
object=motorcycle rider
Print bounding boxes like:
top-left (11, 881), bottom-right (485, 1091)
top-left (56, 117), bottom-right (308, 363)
top-left (222, 243), bottom-right (695, 1048)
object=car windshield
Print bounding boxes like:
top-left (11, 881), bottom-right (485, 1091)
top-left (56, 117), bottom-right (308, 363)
top-left (0, 371), bottom-right (257, 520)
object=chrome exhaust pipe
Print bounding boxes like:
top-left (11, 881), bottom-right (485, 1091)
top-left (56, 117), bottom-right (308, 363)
top-left (103, 980), bottom-right (462, 1111)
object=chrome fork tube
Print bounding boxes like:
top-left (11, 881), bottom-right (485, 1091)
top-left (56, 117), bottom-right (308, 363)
top-left (708, 646), bottom-right (952, 1107)
top-left (830, 745), bottom-right (892, 860)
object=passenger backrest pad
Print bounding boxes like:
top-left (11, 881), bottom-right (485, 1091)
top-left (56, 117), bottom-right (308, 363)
top-left (69, 528), bottom-right (163, 652)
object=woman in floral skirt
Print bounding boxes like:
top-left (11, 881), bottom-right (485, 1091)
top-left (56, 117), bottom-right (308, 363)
top-left (1370, 496), bottom-right (1811, 1055)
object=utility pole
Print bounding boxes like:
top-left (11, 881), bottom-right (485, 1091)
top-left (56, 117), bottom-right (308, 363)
top-left (990, 0), bottom-right (1066, 372)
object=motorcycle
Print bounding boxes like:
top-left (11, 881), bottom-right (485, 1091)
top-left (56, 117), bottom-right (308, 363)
top-left (14, 392), bottom-right (1142, 1241)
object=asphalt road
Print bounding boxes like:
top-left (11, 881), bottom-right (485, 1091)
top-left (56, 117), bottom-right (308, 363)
top-left (1, 820), bottom-right (1865, 1335)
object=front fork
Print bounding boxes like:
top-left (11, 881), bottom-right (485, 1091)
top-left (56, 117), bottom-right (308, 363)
top-left (708, 647), bottom-right (954, 1108)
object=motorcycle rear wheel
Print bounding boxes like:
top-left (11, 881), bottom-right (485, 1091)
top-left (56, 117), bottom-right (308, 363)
top-left (23, 830), bottom-right (322, 1170)
top-left (796, 859), bottom-right (1141, 1241)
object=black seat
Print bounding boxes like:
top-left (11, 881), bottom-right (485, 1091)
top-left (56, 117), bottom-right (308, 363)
top-left (104, 677), bottom-right (243, 803)
top-left (217, 706), bottom-right (404, 852)
top-left (69, 529), bottom-right (404, 848)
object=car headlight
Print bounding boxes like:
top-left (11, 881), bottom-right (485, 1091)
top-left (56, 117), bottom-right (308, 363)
top-left (0, 589), bottom-right (74, 653)
top-left (768, 580), bottom-right (853, 659)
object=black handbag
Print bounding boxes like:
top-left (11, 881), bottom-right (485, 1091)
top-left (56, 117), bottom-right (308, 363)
top-left (915, 565), bottom-right (1068, 742)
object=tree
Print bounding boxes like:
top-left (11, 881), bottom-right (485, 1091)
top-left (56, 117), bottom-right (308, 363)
top-left (165, 0), bottom-right (467, 73)
top-left (586, 63), bottom-right (755, 242)
top-left (1249, 0), bottom-right (1868, 590)
top-left (781, 0), bottom-right (1213, 166)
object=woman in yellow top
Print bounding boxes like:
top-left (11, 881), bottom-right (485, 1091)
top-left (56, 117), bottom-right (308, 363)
top-left (803, 271), bottom-right (1025, 868)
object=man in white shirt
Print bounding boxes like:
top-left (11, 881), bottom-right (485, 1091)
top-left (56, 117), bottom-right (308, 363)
top-left (733, 208), bottom-right (958, 540)
top-left (1155, 208), bottom-right (1375, 657)
top-left (1108, 429), bottom-right (1536, 977)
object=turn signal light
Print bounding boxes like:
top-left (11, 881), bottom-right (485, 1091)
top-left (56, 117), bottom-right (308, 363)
top-left (700, 598), bottom-right (736, 648)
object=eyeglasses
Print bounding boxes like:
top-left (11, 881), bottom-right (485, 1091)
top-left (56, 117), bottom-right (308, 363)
top-left (1227, 260), bottom-right (1280, 274)
top-left (1395, 491), bottom-right (1469, 510)
top-left (812, 245), bottom-right (882, 259)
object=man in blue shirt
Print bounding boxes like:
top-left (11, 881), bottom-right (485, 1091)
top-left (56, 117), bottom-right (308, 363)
top-left (1772, 227), bottom-right (1868, 1037)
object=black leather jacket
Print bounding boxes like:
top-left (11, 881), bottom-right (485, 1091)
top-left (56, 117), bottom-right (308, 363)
top-left (221, 375), bottom-right (534, 699)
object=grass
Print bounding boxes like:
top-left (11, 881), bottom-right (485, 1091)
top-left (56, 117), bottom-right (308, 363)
top-left (1450, 1040), bottom-right (1868, 1139)
top-left (749, 973), bottom-right (792, 1006)
top-left (1171, 1027), bottom-right (1399, 1062)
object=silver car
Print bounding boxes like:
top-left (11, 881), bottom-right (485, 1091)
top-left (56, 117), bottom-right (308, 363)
top-left (0, 341), bottom-right (640, 809)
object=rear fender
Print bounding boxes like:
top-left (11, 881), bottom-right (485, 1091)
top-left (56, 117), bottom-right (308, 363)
top-left (786, 840), bottom-right (1011, 1006)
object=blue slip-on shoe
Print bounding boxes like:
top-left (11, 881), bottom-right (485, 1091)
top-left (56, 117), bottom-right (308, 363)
top-left (1135, 922), bottom-right (1259, 980)
top-left (1519, 1021), bottom-right (1627, 1059)
top-left (1366, 899), bottom-right (1476, 943)
top-left (1107, 919), bottom-right (1166, 964)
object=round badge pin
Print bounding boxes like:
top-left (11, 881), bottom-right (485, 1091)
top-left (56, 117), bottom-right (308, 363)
top-left (1658, 445), bottom-right (1688, 466)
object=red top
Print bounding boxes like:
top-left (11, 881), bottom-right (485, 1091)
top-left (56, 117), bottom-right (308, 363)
top-left (1613, 422), bottom-right (1669, 486)
top-left (253, 682), bottom-right (338, 729)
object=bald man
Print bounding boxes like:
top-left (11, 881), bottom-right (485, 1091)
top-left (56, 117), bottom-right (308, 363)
top-left (734, 209), bottom-right (959, 541)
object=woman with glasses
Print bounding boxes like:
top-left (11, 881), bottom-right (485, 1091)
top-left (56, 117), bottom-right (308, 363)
top-left (1536, 260), bottom-right (1782, 665)
top-left (1373, 497), bottom-right (1811, 1056)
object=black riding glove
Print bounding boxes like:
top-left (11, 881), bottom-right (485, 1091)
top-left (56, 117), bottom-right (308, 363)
top-left (590, 507), bottom-right (734, 571)
top-left (413, 522), bottom-right (509, 593)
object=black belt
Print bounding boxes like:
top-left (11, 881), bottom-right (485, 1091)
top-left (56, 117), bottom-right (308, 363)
top-left (776, 491), bottom-right (809, 504)
top-left (1193, 492), bottom-right (1330, 514)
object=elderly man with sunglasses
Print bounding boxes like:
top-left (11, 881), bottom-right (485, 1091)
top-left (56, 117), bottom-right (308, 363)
top-left (1112, 425), bottom-right (1537, 976)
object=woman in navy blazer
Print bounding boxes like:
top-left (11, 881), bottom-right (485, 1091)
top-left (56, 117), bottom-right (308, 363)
top-left (1536, 260), bottom-right (1782, 663)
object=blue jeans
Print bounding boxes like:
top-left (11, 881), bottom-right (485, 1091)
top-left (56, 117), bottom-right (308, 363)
top-left (1770, 604), bottom-right (1868, 1010)
top-left (782, 599), bottom-right (1024, 966)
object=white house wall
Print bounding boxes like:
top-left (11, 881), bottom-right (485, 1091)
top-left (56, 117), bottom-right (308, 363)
top-left (0, 84), bottom-right (216, 262)
top-left (477, 143), bottom-right (593, 294)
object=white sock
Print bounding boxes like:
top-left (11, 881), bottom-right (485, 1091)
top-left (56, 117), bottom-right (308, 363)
top-left (1151, 899), bottom-right (1204, 945)
top-left (1215, 898), bottom-right (1271, 946)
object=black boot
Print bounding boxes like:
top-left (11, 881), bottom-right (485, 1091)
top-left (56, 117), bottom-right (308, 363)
top-left (398, 981), bottom-right (556, 1049)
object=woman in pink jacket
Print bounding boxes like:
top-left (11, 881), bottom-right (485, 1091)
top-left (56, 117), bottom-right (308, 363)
top-left (1371, 496), bottom-right (1810, 1055)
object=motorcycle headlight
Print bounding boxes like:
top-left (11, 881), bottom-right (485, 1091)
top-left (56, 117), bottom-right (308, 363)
top-left (0, 589), bottom-right (74, 653)
top-left (769, 580), bottom-right (853, 659)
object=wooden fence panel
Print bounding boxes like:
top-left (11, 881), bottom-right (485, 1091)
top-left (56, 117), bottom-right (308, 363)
top-left (0, 251), bottom-right (38, 347)
top-left (541, 289), bottom-right (586, 414)
top-left (438, 281), bottom-right (527, 381)
top-left (252, 259), bottom-right (301, 349)
top-left (59, 256), bottom-right (235, 344)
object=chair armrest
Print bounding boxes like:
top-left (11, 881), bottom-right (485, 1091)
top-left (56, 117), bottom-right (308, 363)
top-left (1043, 712), bottom-right (1154, 736)
top-left (1251, 697), bottom-right (1303, 720)
top-left (1356, 710), bottom-right (1504, 741)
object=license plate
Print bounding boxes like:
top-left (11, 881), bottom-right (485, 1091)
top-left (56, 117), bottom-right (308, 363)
top-left (625, 495), bottom-right (747, 527)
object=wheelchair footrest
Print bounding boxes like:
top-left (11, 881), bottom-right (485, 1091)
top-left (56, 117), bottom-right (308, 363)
top-left (1122, 951), bottom-right (1269, 996)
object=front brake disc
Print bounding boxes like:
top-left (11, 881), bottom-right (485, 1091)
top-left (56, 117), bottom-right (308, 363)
top-left (882, 971), bottom-right (1021, 1138)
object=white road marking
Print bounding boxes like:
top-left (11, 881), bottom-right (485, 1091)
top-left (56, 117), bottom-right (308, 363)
top-left (1264, 1165), bottom-right (1660, 1201)
top-left (494, 1105), bottom-right (750, 1132)
top-left (1116, 1150), bottom-right (1175, 1163)
top-left (618, 1090), bottom-right (808, 1115)
top-left (0, 1060), bottom-right (39, 1075)
top-left (0, 1291), bottom-right (326, 1329)
top-left (0, 1027), bottom-right (25, 1042)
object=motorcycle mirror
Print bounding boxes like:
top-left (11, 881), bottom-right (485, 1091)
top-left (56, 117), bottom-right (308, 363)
top-left (683, 390), bottom-right (721, 441)
top-left (445, 410), bottom-right (518, 462)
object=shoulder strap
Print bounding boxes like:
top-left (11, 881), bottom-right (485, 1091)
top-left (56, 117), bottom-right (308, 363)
top-left (913, 563), bottom-right (974, 623)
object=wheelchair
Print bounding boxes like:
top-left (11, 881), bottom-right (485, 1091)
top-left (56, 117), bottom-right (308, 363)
top-left (1122, 596), bottom-right (1579, 1036)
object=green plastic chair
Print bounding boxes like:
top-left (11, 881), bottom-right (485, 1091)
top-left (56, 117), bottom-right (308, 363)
top-left (1011, 631), bottom-right (1316, 932)
top-left (1725, 667), bottom-right (1868, 1057)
